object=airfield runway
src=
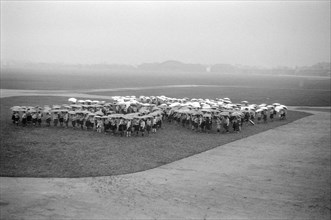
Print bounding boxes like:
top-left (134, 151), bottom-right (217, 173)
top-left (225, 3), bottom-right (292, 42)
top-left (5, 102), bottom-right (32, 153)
top-left (0, 91), bottom-right (330, 219)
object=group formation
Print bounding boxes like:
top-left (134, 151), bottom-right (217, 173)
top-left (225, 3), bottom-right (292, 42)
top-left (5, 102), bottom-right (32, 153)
top-left (10, 96), bottom-right (288, 136)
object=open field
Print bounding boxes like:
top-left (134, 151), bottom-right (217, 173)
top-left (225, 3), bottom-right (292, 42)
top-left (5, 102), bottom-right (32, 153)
top-left (2, 67), bottom-right (330, 90)
top-left (0, 74), bottom-right (330, 219)
top-left (0, 95), bottom-right (311, 177)
top-left (1, 109), bottom-right (330, 219)
top-left (2, 67), bottom-right (330, 106)
top-left (87, 85), bottom-right (331, 106)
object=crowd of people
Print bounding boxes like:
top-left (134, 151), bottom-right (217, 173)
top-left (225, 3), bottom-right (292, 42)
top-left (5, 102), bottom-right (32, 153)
top-left (10, 96), bottom-right (288, 136)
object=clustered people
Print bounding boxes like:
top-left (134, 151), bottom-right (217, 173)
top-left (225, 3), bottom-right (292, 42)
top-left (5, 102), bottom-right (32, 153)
top-left (10, 96), bottom-right (288, 136)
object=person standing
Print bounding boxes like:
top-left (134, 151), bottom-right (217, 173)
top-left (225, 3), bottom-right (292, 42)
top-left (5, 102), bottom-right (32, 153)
top-left (26, 111), bottom-right (32, 125)
top-left (140, 119), bottom-right (146, 136)
top-left (110, 118), bottom-right (116, 135)
top-left (64, 112), bottom-right (69, 128)
top-left (14, 111), bottom-right (20, 126)
top-left (244, 112), bottom-right (250, 125)
top-left (118, 118), bottom-right (124, 136)
top-left (37, 111), bottom-right (43, 127)
top-left (45, 112), bottom-right (51, 127)
top-left (59, 112), bottom-right (64, 127)
top-left (96, 118), bottom-right (102, 133)
top-left (79, 114), bottom-right (85, 130)
top-left (232, 117), bottom-right (240, 133)
top-left (181, 114), bottom-right (186, 127)
top-left (22, 111), bottom-right (27, 127)
top-left (133, 118), bottom-right (140, 136)
top-left (279, 109), bottom-right (287, 120)
top-left (186, 114), bottom-right (191, 129)
top-left (126, 119), bottom-right (132, 137)
top-left (250, 111), bottom-right (255, 124)
top-left (216, 117), bottom-right (222, 133)
top-left (269, 108), bottom-right (275, 121)
top-left (90, 115), bottom-right (95, 131)
top-left (11, 111), bottom-right (16, 124)
top-left (156, 115), bottom-right (162, 129)
top-left (152, 117), bottom-right (157, 133)
top-left (194, 116), bottom-right (199, 131)
top-left (32, 112), bottom-right (37, 126)
top-left (71, 113), bottom-right (77, 128)
top-left (262, 110), bottom-right (268, 123)
top-left (53, 111), bottom-right (59, 127)
top-left (256, 111), bottom-right (262, 124)
top-left (103, 117), bottom-right (110, 133)
top-left (222, 116), bottom-right (230, 133)
top-left (205, 116), bottom-right (212, 133)
top-left (146, 118), bottom-right (152, 135)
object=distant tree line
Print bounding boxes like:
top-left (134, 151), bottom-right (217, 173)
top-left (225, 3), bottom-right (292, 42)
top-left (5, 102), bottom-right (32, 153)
top-left (211, 62), bottom-right (330, 77)
top-left (2, 60), bottom-right (330, 77)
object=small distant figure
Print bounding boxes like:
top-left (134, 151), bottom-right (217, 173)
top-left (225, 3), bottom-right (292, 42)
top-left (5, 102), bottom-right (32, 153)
top-left (53, 112), bottom-right (59, 127)
top-left (26, 111), bottom-right (32, 125)
top-left (269, 108), bottom-right (275, 121)
top-left (64, 112), bottom-right (69, 128)
top-left (14, 112), bottom-right (20, 126)
top-left (22, 111), bottom-right (27, 127)
top-left (96, 118), bottom-right (103, 133)
top-left (118, 118), bottom-right (124, 136)
top-left (32, 112), bottom-right (37, 126)
top-left (250, 112), bottom-right (255, 124)
top-left (279, 110), bottom-right (287, 120)
top-left (256, 111), bottom-right (262, 123)
top-left (232, 117), bottom-right (240, 133)
top-left (222, 116), bottom-right (230, 133)
top-left (262, 111), bottom-right (268, 123)
top-left (11, 112), bottom-right (16, 124)
top-left (133, 118), bottom-right (140, 136)
top-left (37, 111), bottom-right (43, 126)
top-left (79, 115), bottom-right (85, 130)
top-left (146, 118), bottom-right (152, 135)
top-left (71, 114), bottom-right (77, 128)
top-left (126, 119), bottom-right (132, 137)
top-left (216, 117), bottom-right (221, 133)
top-left (205, 116), bottom-right (212, 133)
top-left (152, 117), bottom-right (157, 133)
top-left (46, 113), bottom-right (51, 126)
top-left (59, 112), bottom-right (64, 127)
top-left (140, 119), bottom-right (146, 136)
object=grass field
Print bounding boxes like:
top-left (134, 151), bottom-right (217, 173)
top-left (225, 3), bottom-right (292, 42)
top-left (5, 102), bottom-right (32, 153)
top-left (2, 67), bottom-right (330, 91)
top-left (2, 67), bottom-right (330, 106)
top-left (0, 67), bottom-right (328, 177)
top-left (87, 85), bottom-right (331, 106)
top-left (0, 96), bottom-right (311, 177)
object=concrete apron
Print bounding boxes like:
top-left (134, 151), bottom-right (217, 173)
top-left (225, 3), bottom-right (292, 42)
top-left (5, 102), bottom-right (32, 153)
top-left (1, 109), bottom-right (330, 219)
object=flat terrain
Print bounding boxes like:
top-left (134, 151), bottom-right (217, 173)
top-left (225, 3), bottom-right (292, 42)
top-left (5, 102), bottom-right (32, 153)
top-left (0, 95), bottom-right (310, 177)
top-left (1, 108), bottom-right (330, 219)
top-left (2, 67), bottom-right (330, 106)
top-left (0, 71), bottom-right (330, 218)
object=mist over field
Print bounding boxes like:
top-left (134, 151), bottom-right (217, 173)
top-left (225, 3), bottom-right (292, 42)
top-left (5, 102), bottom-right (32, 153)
top-left (1, 62), bottom-right (330, 106)
top-left (1, 1), bottom-right (330, 106)
top-left (1, 64), bottom-right (330, 90)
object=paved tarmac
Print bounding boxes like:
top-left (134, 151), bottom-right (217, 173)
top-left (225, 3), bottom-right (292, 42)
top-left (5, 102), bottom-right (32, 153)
top-left (0, 89), bottom-right (330, 219)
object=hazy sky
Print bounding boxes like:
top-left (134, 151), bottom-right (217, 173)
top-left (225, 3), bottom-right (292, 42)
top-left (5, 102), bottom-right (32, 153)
top-left (1, 1), bottom-right (330, 67)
